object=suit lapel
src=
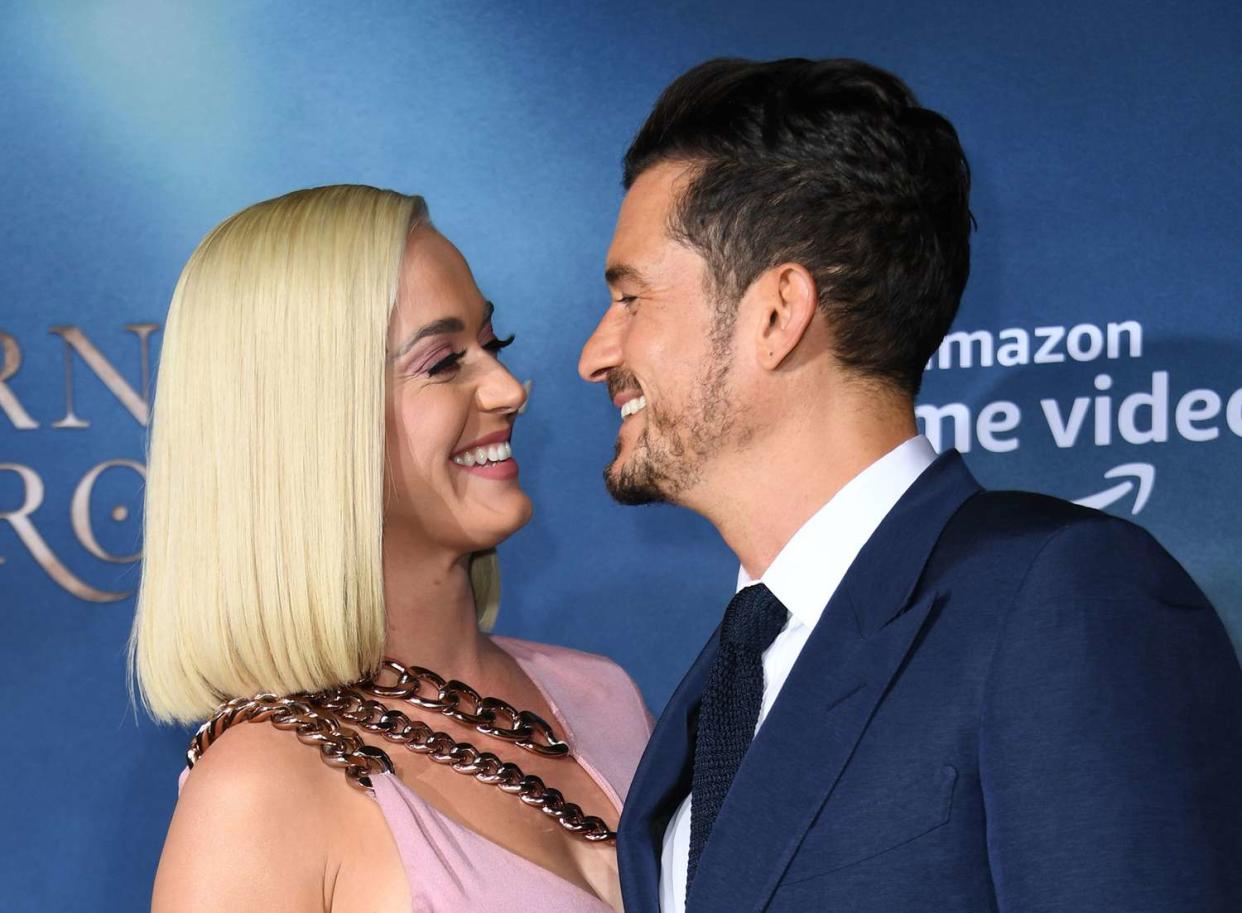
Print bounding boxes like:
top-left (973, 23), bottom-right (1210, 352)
top-left (685, 589), bottom-right (940, 913)
top-left (686, 451), bottom-right (980, 913)
top-left (618, 628), bottom-right (719, 913)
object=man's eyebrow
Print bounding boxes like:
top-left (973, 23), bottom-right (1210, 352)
top-left (604, 264), bottom-right (649, 288)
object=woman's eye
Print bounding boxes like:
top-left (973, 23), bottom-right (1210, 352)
top-left (483, 334), bottom-right (516, 355)
top-left (615, 295), bottom-right (638, 309)
top-left (422, 335), bottom-right (514, 377)
top-left (426, 351), bottom-right (465, 376)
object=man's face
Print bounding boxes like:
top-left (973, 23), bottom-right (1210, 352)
top-left (578, 161), bottom-right (738, 506)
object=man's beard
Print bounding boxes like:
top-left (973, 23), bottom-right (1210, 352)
top-left (604, 349), bottom-right (735, 506)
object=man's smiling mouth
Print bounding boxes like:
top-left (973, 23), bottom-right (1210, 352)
top-left (620, 395), bottom-right (648, 419)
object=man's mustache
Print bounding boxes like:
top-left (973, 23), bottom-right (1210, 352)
top-left (607, 368), bottom-right (642, 401)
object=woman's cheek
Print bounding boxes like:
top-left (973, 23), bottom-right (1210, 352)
top-left (401, 391), bottom-right (458, 472)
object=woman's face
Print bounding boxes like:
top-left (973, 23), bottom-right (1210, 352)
top-left (384, 226), bottom-right (531, 554)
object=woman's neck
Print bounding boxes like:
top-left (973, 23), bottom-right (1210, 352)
top-left (380, 528), bottom-right (499, 680)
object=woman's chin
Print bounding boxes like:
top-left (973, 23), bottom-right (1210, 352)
top-left (463, 493), bottom-right (534, 551)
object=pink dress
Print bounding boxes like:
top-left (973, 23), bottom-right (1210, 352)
top-left (181, 636), bottom-right (653, 912)
top-left (371, 637), bottom-right (652, 911)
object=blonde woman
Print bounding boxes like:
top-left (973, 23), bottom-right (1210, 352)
top-left (132, 185), bottom-right (651, 913)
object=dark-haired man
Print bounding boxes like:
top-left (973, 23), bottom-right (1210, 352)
top-left (579, 58), bottom-right (1242, 913)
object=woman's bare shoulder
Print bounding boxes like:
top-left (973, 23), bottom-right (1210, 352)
top-left (180, 716), bottom-right (344, 808)
top-left (153, 719), bottom-right (348, 912)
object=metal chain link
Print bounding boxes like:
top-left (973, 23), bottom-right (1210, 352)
top-left (318, 686), bottom-right (614, 842)
top-left (187, 693), bottom-right (393, 791)
top-left (186, 666), bottom-right (615, 843)
top-left (364, 658), bottom-right (571, 757)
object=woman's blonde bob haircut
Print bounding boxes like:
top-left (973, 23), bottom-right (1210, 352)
top-left (130, 184), bottom-right (499, 724)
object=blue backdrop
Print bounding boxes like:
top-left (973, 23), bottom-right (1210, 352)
top-left (2, 2), bottom-right (1239, 910)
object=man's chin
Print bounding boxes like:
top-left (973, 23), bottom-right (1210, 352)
top-left (604, 461), bottom-right (668, 506)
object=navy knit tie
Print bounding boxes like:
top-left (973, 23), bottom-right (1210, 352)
top-left (687, 583), bottom-right (788, 891)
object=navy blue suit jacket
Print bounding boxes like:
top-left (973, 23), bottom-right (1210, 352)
top-left (618, 451), bottom-right (1242, 913)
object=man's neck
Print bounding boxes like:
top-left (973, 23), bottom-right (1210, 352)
top-left (693, 420), bottom-right (918, 579)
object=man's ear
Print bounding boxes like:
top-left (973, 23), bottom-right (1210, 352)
top-left (753, 263), bottom-right (818, 370)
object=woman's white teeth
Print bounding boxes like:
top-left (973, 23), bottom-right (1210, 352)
top-left (620, 395), bottom-right (648, 418)
top-left (453, 441), bottom-right (512, 467)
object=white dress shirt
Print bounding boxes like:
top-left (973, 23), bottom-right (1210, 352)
top-left (658, 435), bottom-right (938, 913)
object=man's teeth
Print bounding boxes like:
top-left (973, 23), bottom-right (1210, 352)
top-left (452, 441), bottom-right (513, 467)
top-left (620, 395), bottom-right (648, 418)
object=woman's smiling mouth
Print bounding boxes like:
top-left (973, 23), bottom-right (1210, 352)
top-left (451, 431), bottom-right (519, 478)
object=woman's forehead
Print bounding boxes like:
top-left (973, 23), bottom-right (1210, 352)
top-left (391, 229), bottom-right (490, 340)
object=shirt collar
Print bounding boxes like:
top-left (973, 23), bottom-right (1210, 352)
top-left (736, 435), bottom-right (938, 630)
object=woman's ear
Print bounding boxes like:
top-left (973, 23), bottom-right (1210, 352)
top-left (754, 263), bottom-right (818, 370)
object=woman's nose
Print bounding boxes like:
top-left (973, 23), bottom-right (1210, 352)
top-left (477, 359), bottom-right (528, 415)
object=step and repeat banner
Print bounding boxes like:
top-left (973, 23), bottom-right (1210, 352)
top-left (2, 2), bottom-right (1239, 910)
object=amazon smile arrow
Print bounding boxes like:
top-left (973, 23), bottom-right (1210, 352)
top-left (1073, 463), bottom-right (1155, 515)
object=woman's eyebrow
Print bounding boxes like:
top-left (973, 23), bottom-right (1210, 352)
top-left (390, 317), bottom-right (465, 359)
top-left (389, 301), bottom-right (496, 359)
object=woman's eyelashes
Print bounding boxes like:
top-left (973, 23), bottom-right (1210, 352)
top-left (426, 349), bottom-right (466, 376)
top-left (423, 334), bottom-right (516, 377)
top-left (484, 333), bottom-right (515, 355)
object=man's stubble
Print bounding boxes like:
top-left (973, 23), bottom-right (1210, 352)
top-left (605, 320), bottom-right (740, 507)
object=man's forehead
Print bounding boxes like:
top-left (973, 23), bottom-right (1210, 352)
top-left (621, 161), bottom-right (692, 224)
top-left (607, 161), bottom-right (695, 278)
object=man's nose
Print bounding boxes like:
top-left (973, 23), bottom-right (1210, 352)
top-left (578, 309), bottom-right (622, 384)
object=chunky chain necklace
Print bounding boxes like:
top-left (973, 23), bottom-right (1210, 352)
top-left (187, 658), bottom-right (616, 843)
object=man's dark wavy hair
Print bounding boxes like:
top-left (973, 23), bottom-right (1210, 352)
top-left (623, 58), bottom-right (973, 396)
